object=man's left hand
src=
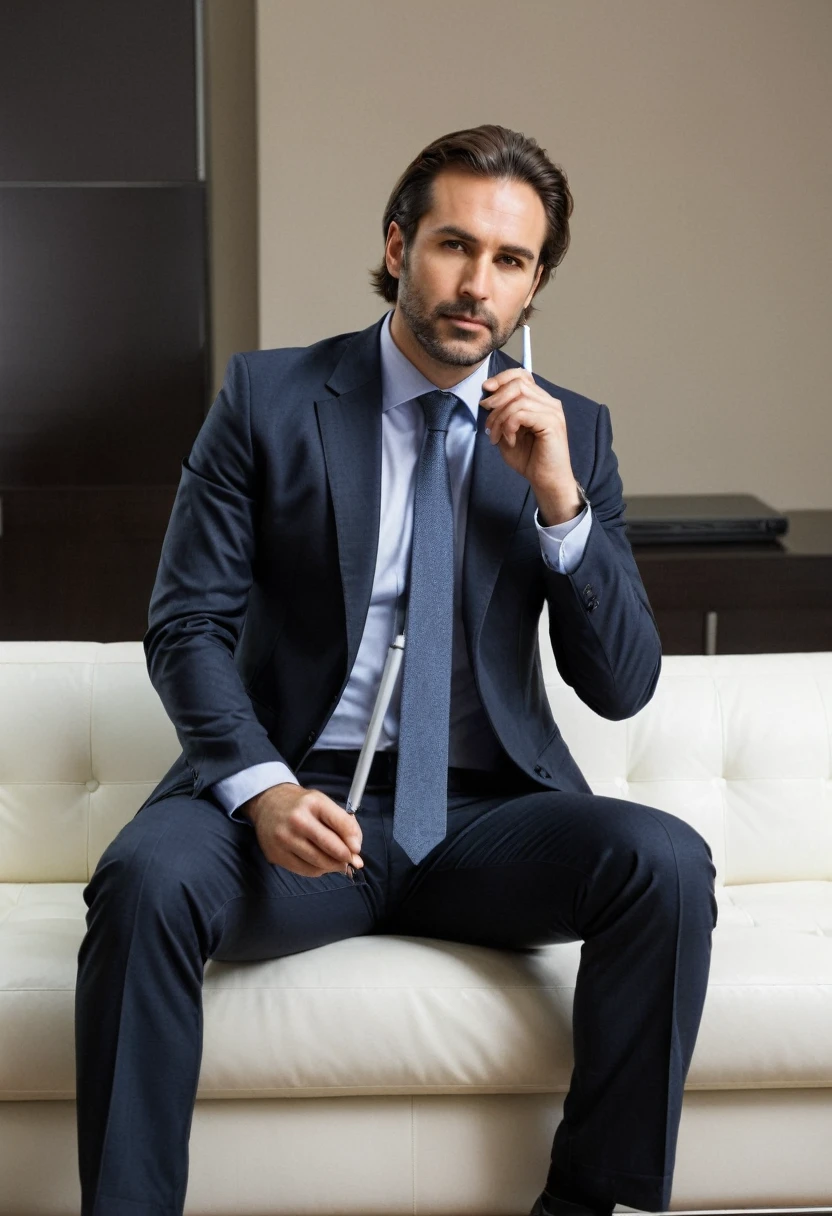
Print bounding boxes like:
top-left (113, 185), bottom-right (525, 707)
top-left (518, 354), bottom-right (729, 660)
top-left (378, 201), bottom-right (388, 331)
top-left (480, 369), bottom-right (582, 521)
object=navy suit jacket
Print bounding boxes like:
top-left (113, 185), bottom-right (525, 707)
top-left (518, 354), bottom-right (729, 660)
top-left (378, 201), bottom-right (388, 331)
top-left (141, 312), bottom-right (662, 810)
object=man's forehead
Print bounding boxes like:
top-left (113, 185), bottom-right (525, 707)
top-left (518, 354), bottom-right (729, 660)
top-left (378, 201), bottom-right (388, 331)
top-left (426, 172), bottom-right (546, 250)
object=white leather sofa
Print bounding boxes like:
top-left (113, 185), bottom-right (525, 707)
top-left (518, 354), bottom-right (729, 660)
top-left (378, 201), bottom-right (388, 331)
top-left (1, 622), bottom-right (831, 1215)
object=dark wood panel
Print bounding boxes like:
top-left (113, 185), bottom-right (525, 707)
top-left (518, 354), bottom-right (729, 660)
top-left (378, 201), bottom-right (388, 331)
top-left (651, 610), bottom-right (706, 655)
top-left (631, 512), bottom-right (832, 612)
top-left (0, 185), bottom-right (208, 486)
top-left (0, 0), bottom-right (197, 182)
top-left (716, 610), bottom-right (832, 654)
top-left (631, 546), bottom-right (831, 611)
top-left (0, 486), bottom-right (178, 640)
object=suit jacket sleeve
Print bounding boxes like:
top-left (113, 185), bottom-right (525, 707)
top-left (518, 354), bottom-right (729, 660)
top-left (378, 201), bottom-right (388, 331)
top-left (540, 401), bottom-right (662, 720)
top-left (143, 353), bottom-right (289, 798)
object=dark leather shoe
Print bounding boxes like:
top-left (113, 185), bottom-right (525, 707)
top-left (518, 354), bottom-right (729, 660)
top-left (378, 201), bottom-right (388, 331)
top-left (529, 1188), bottom-right (614, 1216)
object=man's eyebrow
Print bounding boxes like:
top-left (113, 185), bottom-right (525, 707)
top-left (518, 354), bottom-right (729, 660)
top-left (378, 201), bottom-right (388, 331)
top-left (429, 224), bottom-right (536, 263)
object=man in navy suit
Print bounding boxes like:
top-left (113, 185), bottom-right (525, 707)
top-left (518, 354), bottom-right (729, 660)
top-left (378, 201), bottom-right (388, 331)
top-left (75, 124), bottom-right (717, 1216)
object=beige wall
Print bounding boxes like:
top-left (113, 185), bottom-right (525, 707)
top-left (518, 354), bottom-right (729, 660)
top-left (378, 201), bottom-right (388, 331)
top-left (251, 0), bottom-right (831, 508)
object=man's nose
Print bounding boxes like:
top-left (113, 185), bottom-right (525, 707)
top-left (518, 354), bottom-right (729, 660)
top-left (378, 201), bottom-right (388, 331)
top-left (458, 258), bottom-right (493, 300)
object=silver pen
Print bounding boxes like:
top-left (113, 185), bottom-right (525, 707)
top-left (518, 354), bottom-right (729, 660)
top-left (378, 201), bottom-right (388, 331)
top-left (343, 595), bottom-right (407, 881)
top-left (522, 321), bottom-right (533, 372)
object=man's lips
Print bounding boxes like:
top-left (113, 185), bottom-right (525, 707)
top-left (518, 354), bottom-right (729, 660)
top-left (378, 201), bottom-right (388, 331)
top-left (443, 314), bottom-right (489, 329)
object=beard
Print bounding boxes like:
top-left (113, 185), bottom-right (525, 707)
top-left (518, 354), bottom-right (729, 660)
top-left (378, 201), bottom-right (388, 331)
top-left (395, 250), bottom-right (526, 369)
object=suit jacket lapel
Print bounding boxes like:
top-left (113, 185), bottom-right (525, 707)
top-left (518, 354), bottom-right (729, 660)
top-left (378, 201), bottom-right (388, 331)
top-left (315, 318), bottom-right (384, 675)
top-left (314, 317), bottom-right (531, 676)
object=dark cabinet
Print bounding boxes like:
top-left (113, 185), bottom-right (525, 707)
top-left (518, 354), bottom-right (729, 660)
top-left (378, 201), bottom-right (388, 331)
top-left (0, 0), bottom-right (198, 182)
top-left (0, 1), bottom-right (208, 641)
top-left (0, 185), bottom-right (207, 487)
top-left (630, 511), bottom-right (832, 654)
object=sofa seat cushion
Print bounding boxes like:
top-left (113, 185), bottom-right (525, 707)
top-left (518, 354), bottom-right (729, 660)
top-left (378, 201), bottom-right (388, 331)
top-left (1, 880), bottom-right (831, 1101)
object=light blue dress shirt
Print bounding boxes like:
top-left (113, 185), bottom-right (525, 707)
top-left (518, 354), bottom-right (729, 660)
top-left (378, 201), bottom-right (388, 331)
top-left (214, 309), bottom-right (593, 822)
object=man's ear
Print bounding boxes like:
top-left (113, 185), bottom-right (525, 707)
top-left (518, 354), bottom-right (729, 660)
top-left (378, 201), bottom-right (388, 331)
top-left (385, 221), bottom-right (404, 279)
top-left (525, 261), bottom-right (545, 308)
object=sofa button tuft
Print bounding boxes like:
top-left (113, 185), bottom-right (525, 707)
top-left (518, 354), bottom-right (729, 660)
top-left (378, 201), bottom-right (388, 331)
top-left (85, 779), bottom-right (99, 793)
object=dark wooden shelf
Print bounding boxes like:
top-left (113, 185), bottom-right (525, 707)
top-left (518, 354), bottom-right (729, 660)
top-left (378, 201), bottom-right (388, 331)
top-left (630, 510), bottom-right (832, 654)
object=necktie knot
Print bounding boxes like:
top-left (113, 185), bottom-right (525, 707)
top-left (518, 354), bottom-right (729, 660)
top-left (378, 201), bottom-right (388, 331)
top-left (418, 389), bottom-right (460, 433)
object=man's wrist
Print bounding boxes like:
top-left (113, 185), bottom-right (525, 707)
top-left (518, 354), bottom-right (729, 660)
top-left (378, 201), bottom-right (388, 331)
top-left (241, 782), bottom-right (294, 824)
top-left (534, 479), bottom-right (585, 526)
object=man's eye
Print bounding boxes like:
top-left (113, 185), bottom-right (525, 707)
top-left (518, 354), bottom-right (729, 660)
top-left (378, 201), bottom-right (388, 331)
top-left (442, 240), bottom-right (520, 267)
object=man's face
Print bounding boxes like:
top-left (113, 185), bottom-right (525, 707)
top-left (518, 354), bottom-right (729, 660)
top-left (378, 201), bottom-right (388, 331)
top-left (386, 169), bottom-right (547, 378)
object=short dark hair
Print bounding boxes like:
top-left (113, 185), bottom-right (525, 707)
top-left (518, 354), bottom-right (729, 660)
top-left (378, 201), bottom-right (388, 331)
top-left (368, 123), bottom-right (574, 320)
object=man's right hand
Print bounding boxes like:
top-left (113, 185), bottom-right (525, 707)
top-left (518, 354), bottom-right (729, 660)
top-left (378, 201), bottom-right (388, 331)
top-left (240, 783), bottom-right (364, 878)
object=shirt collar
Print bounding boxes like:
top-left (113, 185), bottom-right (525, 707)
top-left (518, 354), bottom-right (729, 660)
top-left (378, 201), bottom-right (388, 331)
top-left (379, 307), bottom-right (492, 424)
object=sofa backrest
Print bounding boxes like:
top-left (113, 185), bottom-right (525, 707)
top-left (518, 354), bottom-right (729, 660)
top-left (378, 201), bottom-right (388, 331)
top-left (538, 610), bottom-right (832, 888)
top-left (1, 631), bottom-right (831, 885)
top-left (0, 643), bottom-right (181, 885)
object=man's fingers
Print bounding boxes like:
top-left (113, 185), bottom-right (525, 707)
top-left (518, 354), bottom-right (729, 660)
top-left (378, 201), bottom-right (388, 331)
top-left (487, 402), bottom-right (535, 445)
top-left (304, 817), bottom-right (359, 866)
top-left (480, 380), bottom-right (525, 411)
top-left (304, 834), bottom-right (353, 872)
top-left (482, 368), bottom-right (531, 391)
top-left (285, 840), bottom-right (349, 877)
top-left (487, 397), bottom-right (565, 446)
top-left (315, 794), bottom-right (363, 853)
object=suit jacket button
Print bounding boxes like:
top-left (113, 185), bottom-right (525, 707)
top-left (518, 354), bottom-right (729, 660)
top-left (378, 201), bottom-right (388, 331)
top-left (307, 730), bottom-right (316, 742)
top-left (534, 765), bottom-right (542, 775)
top-left (587, 597), bottom-right (599, 611)
top-left (583, 584), bottom-right (593, 596)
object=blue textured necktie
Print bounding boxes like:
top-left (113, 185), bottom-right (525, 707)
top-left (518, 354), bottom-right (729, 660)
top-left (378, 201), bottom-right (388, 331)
top-left (393, 389), bottom-right (460, 864)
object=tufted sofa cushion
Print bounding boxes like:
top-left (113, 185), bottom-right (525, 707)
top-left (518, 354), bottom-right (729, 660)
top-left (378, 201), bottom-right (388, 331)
top-left (0, 628), bottom-right (831, 1105)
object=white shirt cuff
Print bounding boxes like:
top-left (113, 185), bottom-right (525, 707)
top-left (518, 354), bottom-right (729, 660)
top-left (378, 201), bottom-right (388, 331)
top-left (212, 762), bottom-right (300, 823)
top-left (534, 503), bottom-right (592, 575)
